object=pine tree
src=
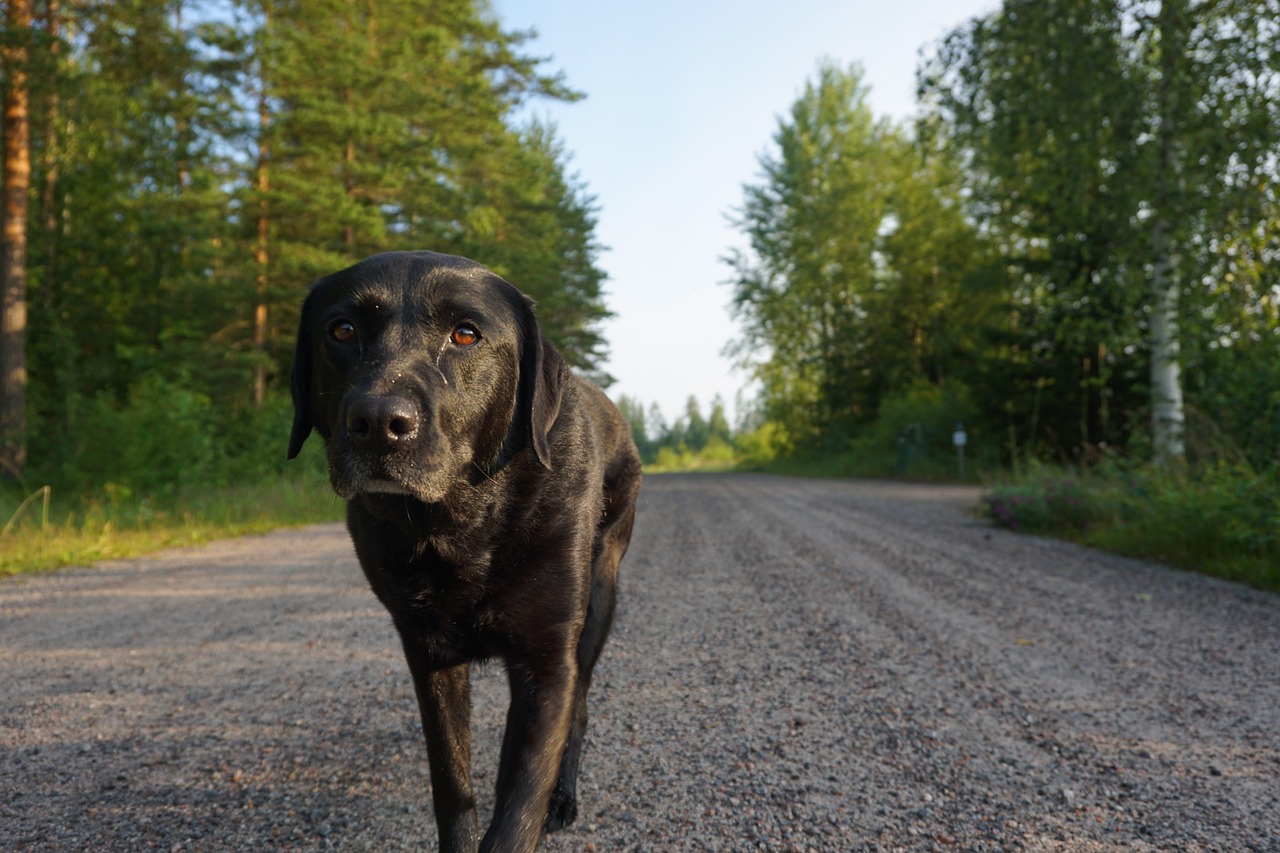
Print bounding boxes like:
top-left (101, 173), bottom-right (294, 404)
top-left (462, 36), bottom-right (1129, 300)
top-left (1, 0), bottom-right (32, 478)
top-left (454, 122), bottom-right (609, 375)
top-left (256, 0), bottom-right (593, 379)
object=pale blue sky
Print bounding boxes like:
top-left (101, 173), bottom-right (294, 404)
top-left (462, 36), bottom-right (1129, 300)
top-left (492, 0), bottom-right (998, 426)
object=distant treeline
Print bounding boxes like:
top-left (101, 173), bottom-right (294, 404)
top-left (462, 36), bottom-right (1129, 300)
top-left (0, 0), bottom-right (609, 490)
top-left (614, 395), bottom-right (736, 467)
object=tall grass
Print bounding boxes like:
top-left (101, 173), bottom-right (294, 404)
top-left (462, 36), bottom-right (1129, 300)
top-left (2, 392), bottom-right (345, 577)
top-left (983, 462), bottom-right (1280, 591)
top-left (1, 467), bottom-right (343, 577)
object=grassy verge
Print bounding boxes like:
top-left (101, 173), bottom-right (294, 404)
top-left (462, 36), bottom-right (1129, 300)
top-left (643, 457), bottom-right (740, 475)
top-left (1, 474), bottom-right (344, 577)
top-left (642, 440), bottom-right (741, 475)
top-left (982, 464), bottom-right (1280, 592)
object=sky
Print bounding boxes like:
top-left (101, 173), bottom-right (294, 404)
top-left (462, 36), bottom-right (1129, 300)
top-left (492, 0), bottom-right (999, 427)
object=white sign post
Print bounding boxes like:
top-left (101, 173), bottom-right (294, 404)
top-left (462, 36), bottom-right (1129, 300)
top-left (952, 421), bottom-right (968, 479)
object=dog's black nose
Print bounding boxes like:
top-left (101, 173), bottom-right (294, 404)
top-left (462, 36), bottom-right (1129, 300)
top-left (345, 395), bottom-right (421, 452)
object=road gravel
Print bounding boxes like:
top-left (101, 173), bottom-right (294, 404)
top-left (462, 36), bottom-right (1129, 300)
top-left (2, 473), bottom-right (1278, 851)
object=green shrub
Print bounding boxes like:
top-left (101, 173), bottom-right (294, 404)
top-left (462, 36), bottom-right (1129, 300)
top-left (36, 383), bottom-right (319, 499)
top-left (983, 474), bottom-right (1097, 532)
top-left (983, 462), bottom-right (1280, 591)
top-left (644, 438), bottom-right (741, 473)
top-left (653, 445), bottom-right (691, 470)
top-left (734, 420), bottom-right (789, 468)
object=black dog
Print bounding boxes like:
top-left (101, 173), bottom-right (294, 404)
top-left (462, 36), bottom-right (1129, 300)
top-left (287, 251), bottom-right (641, 852)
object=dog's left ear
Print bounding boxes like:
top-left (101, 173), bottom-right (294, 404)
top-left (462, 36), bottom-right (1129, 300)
top-left (517, 298), bottom-right (564, 469)
top-left (287, 289), bottom-right (318, 460)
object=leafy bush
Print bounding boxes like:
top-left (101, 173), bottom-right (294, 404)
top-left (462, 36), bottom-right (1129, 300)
top-left (54, 378), bottom-right (223, 495)
top-left (733, 421), bottom-right (788, 468)
top-left (2, 386), bottom-right (337, 576)
top-left (36, 382), bottom-right (317, 498)
top-left (648, 440), bottom-right (739, 473)
top-left (773, 381), bottom-right (993, 480)
top-left (983, 475), bottom-right (1096, 532)
top-left (983, 463), bottom-right (1280, 591)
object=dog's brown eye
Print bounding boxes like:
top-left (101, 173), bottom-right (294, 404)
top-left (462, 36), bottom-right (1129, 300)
top-left (451, 324), bottom-right (479, 347)
top-left (330, 321), bottom-right (356, 343)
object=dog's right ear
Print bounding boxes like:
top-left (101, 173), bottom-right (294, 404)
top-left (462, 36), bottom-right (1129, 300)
top-left (287, 289), bottom-right (318, 460)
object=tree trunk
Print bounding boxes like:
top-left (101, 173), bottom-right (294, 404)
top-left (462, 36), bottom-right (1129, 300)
top-left (1, 0), bottom-right (32, 480)
top-left (40, 0), bottom-right (61, 296)
top-left (1150, 215), bottom-right (1184, 461)
top-left (253, 12), bottom-right (271, 409)
top-left (1150, 0), bottom-right (1187, 463)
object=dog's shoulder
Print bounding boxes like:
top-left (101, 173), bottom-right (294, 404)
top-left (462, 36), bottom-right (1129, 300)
top-left (555, 376), bottom-right (641, 487)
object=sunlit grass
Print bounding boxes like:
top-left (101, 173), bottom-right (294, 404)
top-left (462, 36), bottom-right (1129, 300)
top-left (641, 439), bottom-right (741, 474)
top-left (1, 476), bottom-right (344, 577)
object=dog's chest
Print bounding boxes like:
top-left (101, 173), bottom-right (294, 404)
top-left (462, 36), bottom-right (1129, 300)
top-left (360, 542), bottom-right (513, 659)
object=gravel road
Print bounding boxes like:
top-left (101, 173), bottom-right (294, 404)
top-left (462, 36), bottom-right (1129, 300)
top-left (3, 473), bottom-right (1279, 852)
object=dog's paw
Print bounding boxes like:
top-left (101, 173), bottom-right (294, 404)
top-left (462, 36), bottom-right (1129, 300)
top-left (544, 787), bottom-right (578, 833)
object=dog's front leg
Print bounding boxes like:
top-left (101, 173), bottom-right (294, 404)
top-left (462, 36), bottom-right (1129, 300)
top-left (481, 652), bottom-right (576, 853)
top-left (399, 639), bottom-right (481, 853)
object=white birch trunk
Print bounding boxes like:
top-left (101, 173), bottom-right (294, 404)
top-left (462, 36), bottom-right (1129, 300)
top-left (1150, 0), bottom-right (1187, 463)
top-left (1150, 217), bottom-right (1185, 461)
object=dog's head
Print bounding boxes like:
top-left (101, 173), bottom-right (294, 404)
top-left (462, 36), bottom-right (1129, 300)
top-left (287, 251), bottom-right (564, 503)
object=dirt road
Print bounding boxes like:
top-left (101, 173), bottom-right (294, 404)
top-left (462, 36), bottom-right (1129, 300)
top-left (3, 474), bottom-right (1278, 851)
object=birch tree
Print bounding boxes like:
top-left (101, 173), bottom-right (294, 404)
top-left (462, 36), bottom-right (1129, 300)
top-left (921, 0), bottom-right (1280, 462)
top-left (727, 62), bottom-right (989, 447)
top-left (1148, 0), bottom-right (1188, 461)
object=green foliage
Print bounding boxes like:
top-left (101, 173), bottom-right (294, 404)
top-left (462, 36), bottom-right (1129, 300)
top-left (845, 382), bottom-right (986, 478)
top-left (726, 61), bottom-right (996, 450)
top-left (11, 1), bottom-right (610, 500)
top-left (983, 463), bottom-right (1280, 591)
top-left (732, 421), bottom-right (789, 469)
top-left (744, 382), bottom-right (991, 481)
top-left (647, 439), bottom-right (738, 474)
top-left (710, 2), bottom-right (1280, 593)
top-left (33, 387), bottom-right (321, 497)
top-left (918, 0), bottom-right (1280, 460)
top-left (616, 394), bottom-right (752, 472)
top-left (4, 381), bottom-right (338, 576)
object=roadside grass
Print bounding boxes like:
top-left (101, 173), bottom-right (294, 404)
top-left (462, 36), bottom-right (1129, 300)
top-left (982, 463), bottom-right (1280, 592)
top-left (10, 413), bottom-right (1276, 597)
top-left (1, 473), bottom-right (343, 577)
top-left (642, 439), bottom-right (740, 474)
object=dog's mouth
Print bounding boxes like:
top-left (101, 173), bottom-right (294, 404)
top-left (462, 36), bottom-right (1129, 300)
top-left (329, 451), bottom-right (453, 502)
top-left (335, 466), bottom-right (426, 498)
top-left (357, 478), bottom-right (415, 496)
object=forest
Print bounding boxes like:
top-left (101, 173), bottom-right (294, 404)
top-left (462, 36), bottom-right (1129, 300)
top-left (1, 0), bottom-right (1278, 583)
top-left (0, 0), bottom-right (610, 494)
